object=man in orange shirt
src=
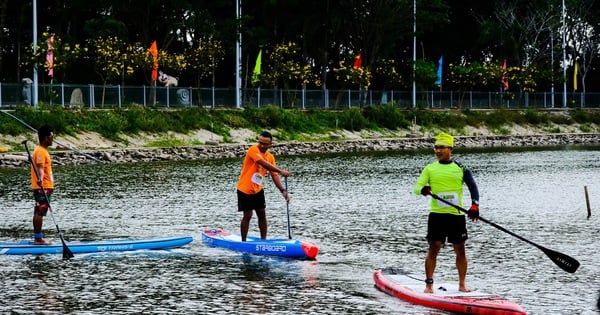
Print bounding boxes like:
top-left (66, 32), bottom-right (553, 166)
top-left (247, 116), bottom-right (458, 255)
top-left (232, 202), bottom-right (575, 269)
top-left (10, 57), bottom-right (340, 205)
top-left (237, 131), bottom-right (290, 241)
top-left (31, 125), bottom-right (55, 245)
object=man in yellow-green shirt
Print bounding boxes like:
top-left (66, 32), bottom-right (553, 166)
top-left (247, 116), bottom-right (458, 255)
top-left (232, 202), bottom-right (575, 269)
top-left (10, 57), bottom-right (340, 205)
top-left (414, 132), bottom-right (480, 294)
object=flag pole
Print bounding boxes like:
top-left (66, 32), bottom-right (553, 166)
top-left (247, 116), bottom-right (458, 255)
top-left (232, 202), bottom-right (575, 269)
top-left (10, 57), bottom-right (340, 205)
top-left (562, 0), bottom-right (567, 107)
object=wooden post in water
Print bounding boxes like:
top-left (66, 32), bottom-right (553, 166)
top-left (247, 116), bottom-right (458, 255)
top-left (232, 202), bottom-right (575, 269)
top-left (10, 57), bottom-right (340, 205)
top-left (584, 186), bottom-right (591, 220)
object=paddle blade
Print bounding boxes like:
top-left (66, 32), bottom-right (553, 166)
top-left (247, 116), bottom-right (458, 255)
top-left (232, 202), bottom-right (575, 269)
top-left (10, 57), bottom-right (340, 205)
top-left (543, 247), bottom-right (579, 273)
top-left (58, 233), bottom-right (74, 260)
top-left (61, 242), bottom-right (74, 260)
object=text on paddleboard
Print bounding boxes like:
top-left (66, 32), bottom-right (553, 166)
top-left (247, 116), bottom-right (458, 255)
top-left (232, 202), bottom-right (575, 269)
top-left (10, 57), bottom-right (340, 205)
top-left (256, 245), bottom-right (287, 252)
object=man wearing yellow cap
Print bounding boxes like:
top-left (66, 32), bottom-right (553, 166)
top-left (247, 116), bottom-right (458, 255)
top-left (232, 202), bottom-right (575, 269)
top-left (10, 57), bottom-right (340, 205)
top-left (413, 132), bottom-right (480, 294)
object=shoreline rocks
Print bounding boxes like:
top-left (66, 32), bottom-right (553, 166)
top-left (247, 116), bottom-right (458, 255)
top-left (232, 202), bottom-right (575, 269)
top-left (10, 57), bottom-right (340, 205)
top-left (1, 133), bottom-right (598, 168)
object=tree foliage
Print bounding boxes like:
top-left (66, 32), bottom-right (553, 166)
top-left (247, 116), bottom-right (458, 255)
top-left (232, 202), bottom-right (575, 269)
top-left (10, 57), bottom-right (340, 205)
top-left (1, 0), bottom-right (600, 92)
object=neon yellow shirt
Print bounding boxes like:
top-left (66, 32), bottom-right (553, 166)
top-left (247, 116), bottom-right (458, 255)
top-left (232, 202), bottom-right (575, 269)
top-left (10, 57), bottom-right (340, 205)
top-left (414, 161), bottom-right (465, 215)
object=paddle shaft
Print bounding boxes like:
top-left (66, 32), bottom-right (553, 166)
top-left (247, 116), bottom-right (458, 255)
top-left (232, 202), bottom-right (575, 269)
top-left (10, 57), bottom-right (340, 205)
top-left (2, 110), bottom-right (103, 163)
top-left (23, 140), bottom-right (74, 260)
top-left (285, 177), bottom-right (292, 239)
top-left (430, 193), bottom-right (579, 273)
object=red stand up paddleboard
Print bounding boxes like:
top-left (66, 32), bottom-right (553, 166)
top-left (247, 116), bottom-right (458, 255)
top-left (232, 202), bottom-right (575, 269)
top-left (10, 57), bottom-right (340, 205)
top-left (374, 268), bottom-right (527, 315)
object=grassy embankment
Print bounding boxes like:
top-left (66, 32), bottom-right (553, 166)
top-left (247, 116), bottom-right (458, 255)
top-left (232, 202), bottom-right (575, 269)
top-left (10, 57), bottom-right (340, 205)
top-left (1, 106), bottom-right (599, 149)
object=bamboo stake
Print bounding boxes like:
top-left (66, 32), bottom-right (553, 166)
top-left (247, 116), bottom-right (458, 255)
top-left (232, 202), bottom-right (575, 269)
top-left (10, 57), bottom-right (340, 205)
top-left (585, 186), bottom-right (591, 220)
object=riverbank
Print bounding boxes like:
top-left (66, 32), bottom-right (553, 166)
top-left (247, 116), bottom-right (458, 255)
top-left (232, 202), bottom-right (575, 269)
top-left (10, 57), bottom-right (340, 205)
top-left (1, 126), bottom-right (599, 168)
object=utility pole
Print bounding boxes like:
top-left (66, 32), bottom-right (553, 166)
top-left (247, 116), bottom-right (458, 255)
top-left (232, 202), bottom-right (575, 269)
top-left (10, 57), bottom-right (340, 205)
top-left (412, 0), bottom-right (416, 108)
top-left (32, 0), bottom-right (38, 107)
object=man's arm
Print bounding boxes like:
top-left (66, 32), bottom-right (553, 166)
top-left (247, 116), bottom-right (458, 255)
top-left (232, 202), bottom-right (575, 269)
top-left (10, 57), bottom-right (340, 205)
top-left (463, 169), bottom-right (479, 203)
top-left (34, 161), bottom-right (45, 187)
top-left (257, 159), bottom-right (290, 177)
top-left (256, 159), bottom-right (290, 202)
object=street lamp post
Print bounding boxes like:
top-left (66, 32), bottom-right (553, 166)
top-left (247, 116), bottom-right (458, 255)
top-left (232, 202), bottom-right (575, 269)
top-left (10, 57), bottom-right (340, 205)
top-left (235, 0), bottom-right (242, 108)
top-left (32, 0), bottom-right (38, 107)
top-left (551, 31), bottom-right (554, 107)
top-left (412, 0), bottom-right (416, 108)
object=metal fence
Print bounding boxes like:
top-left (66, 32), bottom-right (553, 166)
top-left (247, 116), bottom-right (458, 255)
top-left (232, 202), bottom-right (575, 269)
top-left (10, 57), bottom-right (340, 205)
top-left (0, 82), bottom-right (597, 109)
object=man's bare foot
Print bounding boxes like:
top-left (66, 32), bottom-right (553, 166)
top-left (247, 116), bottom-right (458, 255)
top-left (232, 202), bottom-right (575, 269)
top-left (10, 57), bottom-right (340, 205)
top-left (424, 286), bottom-right (434, 293)
top-left (459, 286), bottom-right (472, 292)
top-left (32, 238), bottom-right (52, 245)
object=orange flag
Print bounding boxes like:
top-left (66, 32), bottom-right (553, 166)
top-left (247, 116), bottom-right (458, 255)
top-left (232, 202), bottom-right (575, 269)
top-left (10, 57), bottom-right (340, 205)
top-left (149, 41), bottom-right (158, 81)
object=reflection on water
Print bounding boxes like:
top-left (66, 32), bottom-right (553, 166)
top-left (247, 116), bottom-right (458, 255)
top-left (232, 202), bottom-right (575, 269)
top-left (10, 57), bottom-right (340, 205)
top-left (0, 146), bottom-right (599, 314)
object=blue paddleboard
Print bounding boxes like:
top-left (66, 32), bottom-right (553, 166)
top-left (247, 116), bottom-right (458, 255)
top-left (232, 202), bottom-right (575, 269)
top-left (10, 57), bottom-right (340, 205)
top-left (202, 228), bottom-right (318, 260)
top-left (0, 236), bottom-right (193, 256)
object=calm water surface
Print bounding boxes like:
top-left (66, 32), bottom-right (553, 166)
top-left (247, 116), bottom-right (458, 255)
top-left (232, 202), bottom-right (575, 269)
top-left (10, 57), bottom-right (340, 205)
top-left (0, 146), bottom-right (599, 314)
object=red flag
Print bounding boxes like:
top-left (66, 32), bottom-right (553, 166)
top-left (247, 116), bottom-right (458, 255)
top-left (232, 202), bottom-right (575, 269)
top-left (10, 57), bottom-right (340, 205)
top-left (353, 53), bottom-right (362, 69)
top-left (149, 41), bottom-right (158, 81)
top-left (46, 35), bottom-right (55, 77)
top-left (501, 59), bottom-right (509, 91)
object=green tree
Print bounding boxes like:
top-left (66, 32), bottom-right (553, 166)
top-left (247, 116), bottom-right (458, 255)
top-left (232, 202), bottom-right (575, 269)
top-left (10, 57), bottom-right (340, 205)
top-left (373, 58), bottom-right (404, 90)
top-left (21, 32), bottom-right (86, 83)
top-left (567, 0), bottom-right (600, 93)
top-left (90, 37), bottom-right (136, 86)
top-left (333, 55), bottom-right (372, 90)
top-left (265, 42), bottom-right (318, 88)
top-left (90, 36), bottom-right (140, 105)
top-left (415, 59), bottom-right (438, 91)
top-left (185, 39), bottom-right (225, 88)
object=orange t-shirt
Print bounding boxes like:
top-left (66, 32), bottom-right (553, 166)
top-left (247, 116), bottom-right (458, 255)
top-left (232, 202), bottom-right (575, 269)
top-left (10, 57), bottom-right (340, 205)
top-left (236, 144), bottom-right (276, 194)
top-left (30, 145), bottom-right (54, 189)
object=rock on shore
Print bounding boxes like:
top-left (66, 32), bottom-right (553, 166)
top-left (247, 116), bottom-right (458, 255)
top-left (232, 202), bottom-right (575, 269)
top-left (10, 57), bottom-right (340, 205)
top-left (1, 133), bottom-right (598, 168)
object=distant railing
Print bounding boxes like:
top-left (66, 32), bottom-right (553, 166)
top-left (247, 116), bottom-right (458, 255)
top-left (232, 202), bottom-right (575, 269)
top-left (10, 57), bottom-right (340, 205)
top-left (0, 82), bottom-right (596, 109)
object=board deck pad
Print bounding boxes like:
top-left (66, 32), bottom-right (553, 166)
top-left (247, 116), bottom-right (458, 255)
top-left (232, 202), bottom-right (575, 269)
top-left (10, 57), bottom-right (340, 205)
top-left (374, 267), bottom-right (526, 314)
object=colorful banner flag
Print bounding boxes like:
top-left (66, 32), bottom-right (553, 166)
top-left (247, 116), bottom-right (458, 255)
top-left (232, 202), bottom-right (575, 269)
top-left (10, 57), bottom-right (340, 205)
top-left (46, 35), bottom-right (54, 77)
top-left (353, 53), bottom-right (362, 69)
top-left (574, 62), bottom-right (579, 91)
top-left (149, 41), bottom-right (158, 81)
top-left (501, 59), bottom-right (509, 91)
top-left (252, 49), bottom-right (262, 85)
top-left (434, 56), bottom-right (443, 85)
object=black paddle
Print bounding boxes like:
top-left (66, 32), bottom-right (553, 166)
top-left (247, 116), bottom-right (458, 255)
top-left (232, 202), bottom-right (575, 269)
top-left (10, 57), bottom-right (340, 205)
top-left (2, 110), bottom-right (103, 163)
top-left (23, 140), bottom-right (74, 260)
top-left (431, 193), bottom-right (579, 273)
top-left (285, 177), bottom-right (292, 239)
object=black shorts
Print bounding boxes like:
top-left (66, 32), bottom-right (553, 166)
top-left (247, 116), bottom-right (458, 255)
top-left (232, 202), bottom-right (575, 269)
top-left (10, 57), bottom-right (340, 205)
top-left (237, 189), bottom-right (266, 212)
top-left (33, 189), bottom-right (53, 217)
top-left (426, 212), bottom-right (468, 244)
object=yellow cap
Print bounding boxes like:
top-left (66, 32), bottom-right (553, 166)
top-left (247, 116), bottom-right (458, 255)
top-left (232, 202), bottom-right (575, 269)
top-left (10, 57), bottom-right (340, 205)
top-left (435, 132), bottom-right (454, 147)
